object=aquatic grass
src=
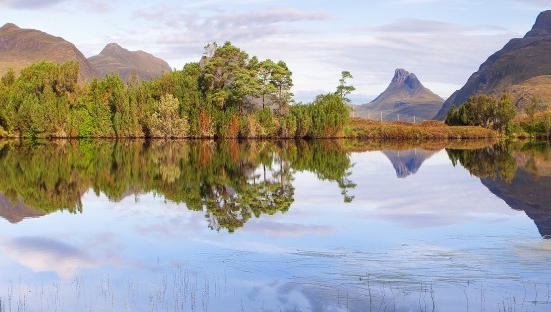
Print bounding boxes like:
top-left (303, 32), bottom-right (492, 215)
top-left (1, 270), bottom-right (550, 311)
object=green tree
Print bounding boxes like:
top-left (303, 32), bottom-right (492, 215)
top-left (310, 93), bottom-right (350, 137)
top-left (524, 96), bottom-right (545, 134)
top-left (335, 70), bottom-right (355, 104)
top-left (149, 94), bottom-right (189, 138)
top-left (445, 93), bottom-right (516, 132)
top-left (271, 60), bottom-right (293, 114)
top-left (257, 59), bottom-right (279, 109)
top-left (84, 78), bottom-right (116, 137)
top-left (494, 93), bottom-right (517, 133)
top-left (201, 41), bottom-right (251, 111)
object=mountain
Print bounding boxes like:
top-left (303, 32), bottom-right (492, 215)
top-left (435, 10), bottom-right (551, 120)
top-left (355, 69), bottom-right (444, 122)
top-left (88, 43), bottom-right (171, 81)
top-left (0, 23), bottom-right (96, 81)
top-left (383, 148), bottom-right (437, 178)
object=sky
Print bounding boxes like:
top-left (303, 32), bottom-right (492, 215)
top-left (0, 0), bottom-right (548, 103)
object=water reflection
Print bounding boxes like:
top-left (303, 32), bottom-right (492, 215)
top-left (0, 140), bottom-right (354, 231)
top-left (448, 142), bottom-right (551, 238)
top-left (383, 148), bottom-right (437, 178)
top-left (2, 139), bottom-right (551, 235)
top-left (1, 139), bottom-right (551, 311)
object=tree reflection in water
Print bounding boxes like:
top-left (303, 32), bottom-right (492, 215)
top-left (0, 139), bottom-right (356, 232)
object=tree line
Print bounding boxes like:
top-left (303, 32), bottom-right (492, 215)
top-left (444, 93), bottom-right (517, 133)
top-left (445, 93), bottom-right (551, 138)
top-left (0, 42), bottom-right (352, 139)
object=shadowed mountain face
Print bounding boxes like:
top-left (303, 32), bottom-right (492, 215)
top-left (88, 43), bottom-right (172, 81)
top-left (435, 10), bottom-right (551, 119)
top-left (0, 23), bottom-right (96, 81)
top-left (383, 148), bottom-right (437, 178)
top-left (448, 144), bottom-right (551, 238)
top-left (356, 69), bottom-right (443, 122)
top-left (481, 168), bottom-right (551, 238)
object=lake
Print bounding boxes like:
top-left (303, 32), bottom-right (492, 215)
top-left (0, 139), bottom-right (550, 312)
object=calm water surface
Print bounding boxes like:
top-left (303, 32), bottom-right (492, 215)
top-left (0, 140), bottom-right (550, 312)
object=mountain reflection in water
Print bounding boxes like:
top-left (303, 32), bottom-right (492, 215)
top-left (447, 142), bottom-right (551, 238)
top-left (383, 148), bottom-right (437, 178)
top-left (1, 139), bottom-right (551, 311)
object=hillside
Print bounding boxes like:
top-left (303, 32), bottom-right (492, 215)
top-left (88, 43), bottom-right (172, 81)
top-left (506, 75), bottom-right (551, 111)
top-left (0, 23), bottom-right (96, 81)
top-left (435, 10), bottom-right (551, 120)
top-left (355, 69), bottom-right (444, 122)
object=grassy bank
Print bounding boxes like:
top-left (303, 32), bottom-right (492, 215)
top-left (349, 118), bottom-right (498, 140)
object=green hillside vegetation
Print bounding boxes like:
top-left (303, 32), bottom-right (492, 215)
top-left (444, 92), bottom-right (551, 139)
top-left (445, 93), bottom-right (517, 132)
top-left (0, 42), bottom-right (351, 139)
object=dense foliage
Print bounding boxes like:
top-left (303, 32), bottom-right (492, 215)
top-left (445, 94), bottom-right (517, 133)
top-left (0, 42), bottom-right (351, 139)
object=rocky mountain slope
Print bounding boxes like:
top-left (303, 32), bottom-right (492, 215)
top-left (0, 23), bottom-right (96, 81)
top-left (88, 43), bottom-right (171, 81)
top-left (355, 69), bottom-right (444, 122)
top-left (435, 10), bottom-right (551, 120)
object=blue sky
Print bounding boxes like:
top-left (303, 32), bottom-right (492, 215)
top-left (0, 0), bottom-right (548, 103)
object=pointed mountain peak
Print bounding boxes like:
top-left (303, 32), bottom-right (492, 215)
top-left (525, 10), bottom-right (551, 38)
top-left (355, 68), bottom-right (443, 121)
top-left (392, 68), bottom-right (410, 83)
top-left (391, 68), bottom-right (423, 90)
top-left (0, 23), bottom-right (21, 31)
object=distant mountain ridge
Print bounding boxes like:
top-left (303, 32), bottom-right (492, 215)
top-left (0, 23), bottom-right (171, 82)
top-left (88, 43), bottom-right (171, 81)
top-left (355, 69), bottom-right (444, 122)
top-left (435, 10), bottom-right (551, 119)
top-left (0, 23), bottom-right (96, 81)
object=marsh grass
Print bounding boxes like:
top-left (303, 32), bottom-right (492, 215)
top-left (349, 118), bottom-right (498, 140)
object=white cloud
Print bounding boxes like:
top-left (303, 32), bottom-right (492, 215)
top-left (0, 0), bottom-right (65, 9)
top-left (0, 236), bottom-right (98, 280)
top-left (513, 0), bottom-right (551, 7)
top-left (242, 220), bottom-right (335, 237)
